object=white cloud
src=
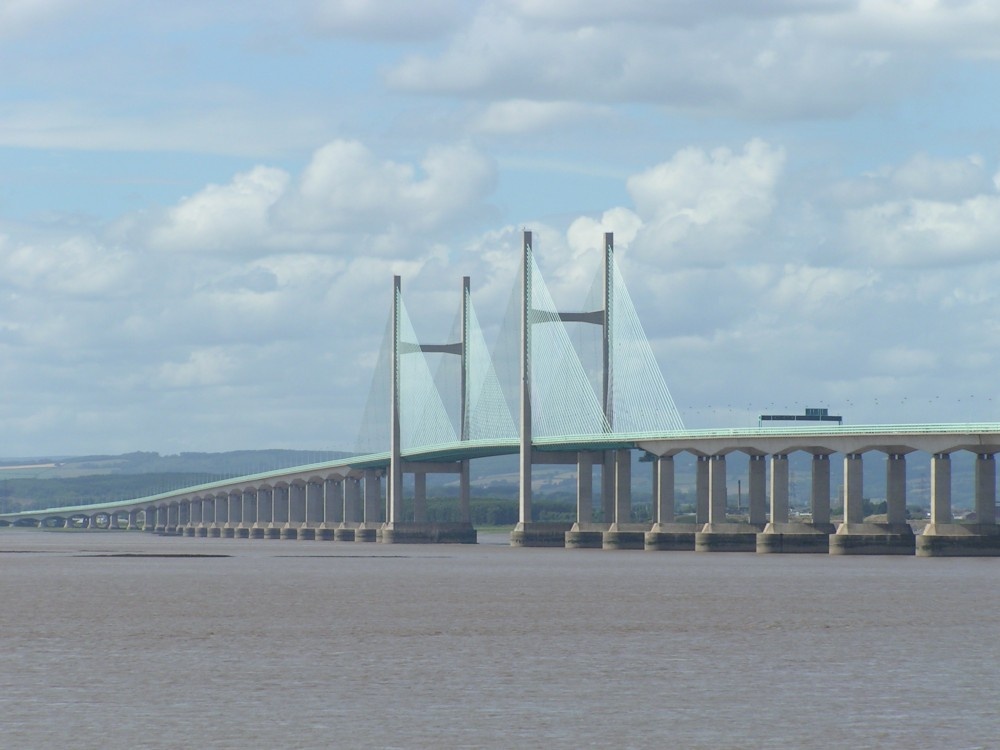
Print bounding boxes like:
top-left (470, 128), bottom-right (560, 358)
top-left (309, 0), bottom-right (473, 40)
top-left (471, 100), bottom-right (611, 134)
top-left (846, 190), bottom-right (1000, 267)
top-left (273, 140), bottom-right (496, 237)
top-left (383, 1), bottom-right (991, 118)
top-left (156, 348), bottom-right (236, 388)
top-left (150, 166), bottom-right (289, 254)
top-left (625, 139), bottom-right (785, 266)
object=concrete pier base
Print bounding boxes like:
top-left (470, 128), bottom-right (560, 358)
top-left (222, 527), bottom-right (236, 539)
top-left (644, 523), bottom-right (697, 551)
top-left (315, 527), bottom-right (335, 541)
top-left (354, 524), bottom-right (378, 542)
top-left (565, 523), bottom-right (608, 549)
top-left (830, 523), bottom-right (916, 555)
top-left (916, 523), bottom-right (1000, 557)
top-left (757, 522), bottom-right (835, 554)
top-left (334, 525), bottom-right (356, 542)
top-left (264, 527), bottom-right (281, 540)
top-left (603, 523), bottom-right (650, 550)
top-left (510, 522), bottom-right (572, 547)
top-left (298, 527), bottom-right (316, 541)
top-left (380, 522), bottom-right (477, 544)
top-left (250, 527), bottom-right (265, 539)
top-left (183, 527), bottom-right (196, 537)
top-left (196, 527), bottom-right (208, 538)
top-left (236, 527), bottom-right (251, 539)
top-left (279, 527), bottom-right (298, 540)
top-left (209, 528), bottom-right (222, 538)
top-left (695, 523), bottom-right (763, 552)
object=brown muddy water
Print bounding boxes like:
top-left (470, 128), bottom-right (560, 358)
top-left (1, 529), bottom-right (998, 749)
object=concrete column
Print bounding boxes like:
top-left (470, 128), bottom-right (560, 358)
top-left (811, 454), bottom-right (831, 526)
top-left (306, 482), bottom-right (323, 526)
top-left (696, 456), bottom-right (709, 524)
top-left (256, 488), bottom-right (273, 525)
top-left (344, 478), bottom-right (361, 523)
top-left (770, 454), bottom-right (789, 525)
top-left (975, 454), bottom-right (996, 525)
top-left (229, 492), bottom-right (242, 524)
top-left (459, 462), bottom-right (471, 524)
top-left (289, 483), bottom-right (306, 525)
top-left (145, 506), bottom-right (158, 532)
top-left (602, 451), bottom-right (615, 523)
top-left (844, 453), bottom-right (865, 524)
top-left (576, 452), bottom-right (593, 524)
top-left (326, 479), bottom-right (344, 524)
top-left (886, 453), bottom-right (907, 525)
top-left (614, 449), bottom-right (631, 524)
top-left (413, 473), bottom-right (426, 522)
top-left (126, 509), bottom-right (139, 531)
top-left (748, 455), bottom-right (766, 525)
top-left (273, 487), bottom-right (289, 524)
top-left (363, 470), bottom-right (381, 523)
top-left (167, 503), bottom-right (179, 533)
top-left (930, 453), bottom-right (952, 524)
top-left (156, 505), bottom-right (168, 533)
top-left (242, 490), bottom-right (257, 526)
top-left (708, 454), bottom-right (727, 524)
top-left (656, 456), bottom-right (675, 524)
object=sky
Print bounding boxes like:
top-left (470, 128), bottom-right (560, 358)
top-left (3, 0), bottom-right (1000, 457)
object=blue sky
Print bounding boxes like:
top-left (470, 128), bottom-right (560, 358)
top-left (3, 0), bottom-right (1000, 456)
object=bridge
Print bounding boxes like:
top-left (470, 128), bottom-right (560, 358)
top-left (3, 231), bottom-right (999, 556)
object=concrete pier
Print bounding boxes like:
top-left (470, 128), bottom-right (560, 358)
top-left (696, 454), bottom-right (761, 552)
top-left (831, 453), bottom-right (915, 555)
top-left (380, 522), bottom-right (476, 544)
top-left (759, 452), bottom-right (833, 553)
top-left (645, 456), bottom-right (696, 550)
top-left (566, 452), bottom-right (604, 548)
top-left (918, 452), bottom-right (1000, 555)
top-left (604, 449), bottom-right (647, 549)
top-left (511, 522), bottom-right (574, 547)
top-left (354, 470), bottom-right (381, 542)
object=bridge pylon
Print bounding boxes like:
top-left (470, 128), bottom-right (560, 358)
top-left (383, 274), bottom-right (476, 544)
top-left (512, 230), bottom-right (633, 547)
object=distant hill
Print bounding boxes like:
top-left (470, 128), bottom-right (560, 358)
top-left (0, 449), bottom-right (350, 512)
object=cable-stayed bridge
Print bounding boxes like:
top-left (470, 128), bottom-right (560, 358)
top-left (3, 231), bottom-right (1000, 556)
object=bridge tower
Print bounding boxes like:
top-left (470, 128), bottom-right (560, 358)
top-left (384, 275), bottom-right (476, 543)
top-left (512, 230), bottom-right (622, 547)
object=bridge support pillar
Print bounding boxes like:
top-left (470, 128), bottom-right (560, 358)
top-left (919, 452), bottom-right (1000, 556)
top-left (336, 478), bottom-right (360, 541)
top-left (695, 456), bottom-right (709, 524)
top-left (604, 450), bottom-right (647, 550)
top-left (315, 478), bottom-right (341, 540)
top-left (282, 483), bottom-right (305, 540)
top-left (355, 470), bottom-right (381, 542)
top-left (251, 488), bottom-right (271, 539)
top-left (832, 452), bottom-right (914, 555)
top-left (567, 451), bottom-right (605, 549)
top-left (237, 490), bottom-right (255, 539)
top-left (646, 455), bottom-right (696, 551)
top-left (759, 452), bottom-right (831, 553)
top-left (145, 506), bottom-right (158, 533)
top-left (697, 454), bottom-right (760, 552)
